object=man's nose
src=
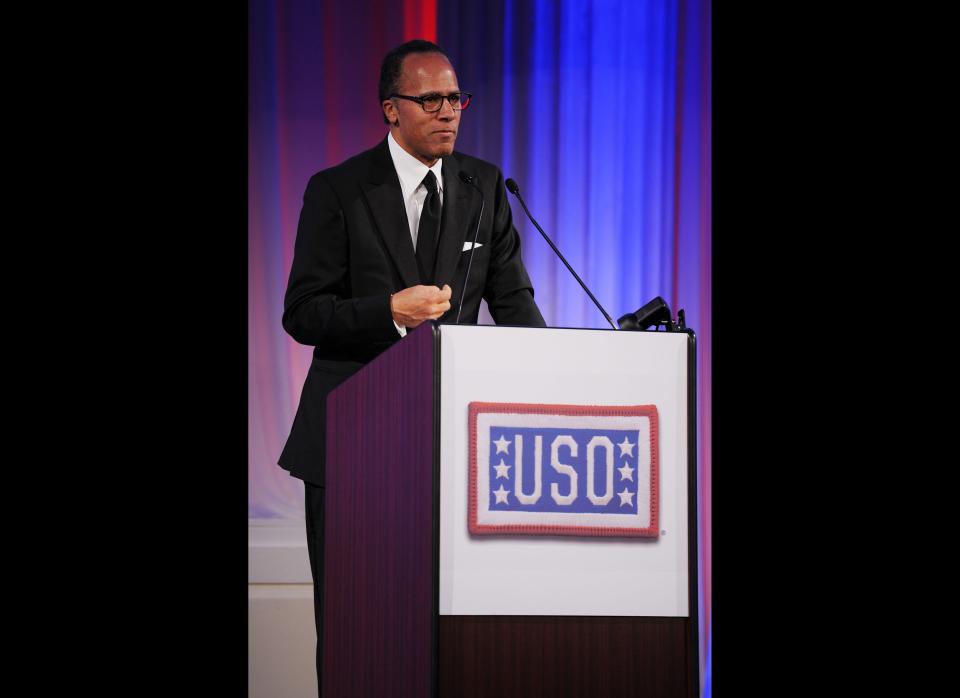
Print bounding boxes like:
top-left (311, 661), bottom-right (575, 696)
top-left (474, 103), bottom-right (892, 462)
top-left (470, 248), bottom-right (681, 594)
top-left (437, 97), bottom-right (457, 119)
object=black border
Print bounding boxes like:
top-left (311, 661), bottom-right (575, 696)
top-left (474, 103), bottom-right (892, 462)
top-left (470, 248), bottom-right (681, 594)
top-left (69, 3), bottom-right (250, 690)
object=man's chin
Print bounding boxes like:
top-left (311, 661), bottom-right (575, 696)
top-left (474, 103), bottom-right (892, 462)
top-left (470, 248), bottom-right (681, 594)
top-left (413, 141), bottom-right (456, 165)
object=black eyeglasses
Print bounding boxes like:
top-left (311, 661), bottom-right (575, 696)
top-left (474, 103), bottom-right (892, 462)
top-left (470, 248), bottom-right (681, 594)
top-left (389, 92), bottom-right (472, 113)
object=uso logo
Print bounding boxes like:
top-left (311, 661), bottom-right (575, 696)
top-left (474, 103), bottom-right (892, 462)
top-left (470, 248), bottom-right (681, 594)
top-left (468, 402), bottom-right (659, 537)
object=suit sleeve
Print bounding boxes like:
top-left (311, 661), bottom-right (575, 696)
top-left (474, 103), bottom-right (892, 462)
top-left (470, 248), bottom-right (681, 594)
top-left (282, 173), bottom-right (398, 347)
top-left (483, 168), bottom-right (547, 328)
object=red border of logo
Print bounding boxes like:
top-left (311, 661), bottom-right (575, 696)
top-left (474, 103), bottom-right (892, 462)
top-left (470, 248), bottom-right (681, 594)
top-left (467, 402), bottom-right (660, 537)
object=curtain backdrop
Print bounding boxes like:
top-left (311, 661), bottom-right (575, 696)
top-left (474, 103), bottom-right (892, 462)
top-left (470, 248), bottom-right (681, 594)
top-left (249, 0), bottom-right (710, 687)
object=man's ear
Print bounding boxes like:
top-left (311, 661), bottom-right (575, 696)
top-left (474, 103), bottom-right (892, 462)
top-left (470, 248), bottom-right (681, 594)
top-left (383, 100), bottom-right (399, 127)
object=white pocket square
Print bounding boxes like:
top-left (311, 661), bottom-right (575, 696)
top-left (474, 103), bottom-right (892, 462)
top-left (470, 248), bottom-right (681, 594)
top-left (462, 242), bottom-right (484, 252)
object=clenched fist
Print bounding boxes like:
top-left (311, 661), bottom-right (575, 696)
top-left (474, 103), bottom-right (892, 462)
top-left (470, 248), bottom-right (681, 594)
top-left (390, 284), bottom-right (453, 329)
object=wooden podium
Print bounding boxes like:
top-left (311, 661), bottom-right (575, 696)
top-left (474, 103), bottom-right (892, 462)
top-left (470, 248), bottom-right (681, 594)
top-left (323, 322), bottom-right (699, 697)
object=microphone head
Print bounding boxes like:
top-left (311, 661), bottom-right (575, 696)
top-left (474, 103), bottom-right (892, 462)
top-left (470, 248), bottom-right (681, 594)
top-left (458, 171), bottom-right (475, 185)
top-left (505, 178), bottom-right (520, 195)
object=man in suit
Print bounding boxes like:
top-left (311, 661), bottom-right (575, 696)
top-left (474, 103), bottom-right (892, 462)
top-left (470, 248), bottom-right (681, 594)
top-left (278, 38), bottom-right (545, 692)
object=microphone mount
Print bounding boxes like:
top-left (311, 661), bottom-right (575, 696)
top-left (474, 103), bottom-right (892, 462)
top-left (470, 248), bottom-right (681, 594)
top-left (617, 296), bottom-right (686, 332)
top-left (454, 171), bottom-right (485, 324)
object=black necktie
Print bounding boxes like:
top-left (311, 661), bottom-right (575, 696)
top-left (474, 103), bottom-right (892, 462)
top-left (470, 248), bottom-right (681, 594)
top-left (416, 171), bottom-right (441, 285)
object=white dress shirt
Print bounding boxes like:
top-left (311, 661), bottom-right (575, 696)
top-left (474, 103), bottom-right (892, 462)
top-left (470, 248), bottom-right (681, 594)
top-left (387, 130), bottom-right (444, 249)
top-left (386, 131), bottom-right (445, 336)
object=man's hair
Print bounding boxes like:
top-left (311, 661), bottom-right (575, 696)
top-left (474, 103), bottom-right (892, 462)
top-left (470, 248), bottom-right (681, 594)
top-left (378, 39), bottom-right (450, 124)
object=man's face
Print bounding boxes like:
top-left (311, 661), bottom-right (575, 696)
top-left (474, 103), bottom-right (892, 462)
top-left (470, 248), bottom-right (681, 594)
top-left (383, 52), bottom-right (461, 166)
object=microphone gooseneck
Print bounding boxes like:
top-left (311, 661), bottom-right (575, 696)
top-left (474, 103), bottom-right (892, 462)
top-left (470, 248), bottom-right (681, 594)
top-left (505, 178), bottom-right (617, 329)
top-left (455, 171), bottom-right (485, 324)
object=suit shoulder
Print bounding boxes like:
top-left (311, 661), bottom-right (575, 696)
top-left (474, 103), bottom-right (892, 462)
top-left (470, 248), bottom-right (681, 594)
top-left (305, 140), bottom-right (386, 191)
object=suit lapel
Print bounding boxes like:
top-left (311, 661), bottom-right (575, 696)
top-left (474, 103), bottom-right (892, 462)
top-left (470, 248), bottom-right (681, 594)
top-left (360, 139), bottom-right (420, 288)
top-left (434, 156), bottom-right (475, 289)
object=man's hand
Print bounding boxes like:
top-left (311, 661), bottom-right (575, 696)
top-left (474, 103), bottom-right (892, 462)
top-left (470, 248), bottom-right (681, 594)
top-left (390, 284), bottom-right (453, 328)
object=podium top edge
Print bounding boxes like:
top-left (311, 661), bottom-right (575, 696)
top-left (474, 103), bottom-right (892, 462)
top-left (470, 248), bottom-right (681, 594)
top-left (431, 322), bottom-right (695, 338)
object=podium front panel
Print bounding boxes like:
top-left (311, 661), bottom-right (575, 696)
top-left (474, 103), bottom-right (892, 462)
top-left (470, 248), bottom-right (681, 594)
top-left (438, 325), bottom-right (690, 618)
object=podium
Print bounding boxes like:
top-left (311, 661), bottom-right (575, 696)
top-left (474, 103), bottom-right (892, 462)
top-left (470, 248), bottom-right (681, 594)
top-left (323, 323), bottom-right (699, 697)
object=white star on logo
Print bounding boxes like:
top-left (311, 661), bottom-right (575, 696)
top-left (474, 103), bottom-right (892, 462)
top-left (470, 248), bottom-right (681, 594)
top-left (617, 463), bottom-right (634, 481)
top-left (493, 435), bottom-right (511, 454)
top-left (617, 436), bottom-right (635, 458)
top-left (493, 484), bottom-right (510, 504)
top-left (617, 487), bottom-right (635, 507)
top-left (493, 459), bottom-right (512, 479)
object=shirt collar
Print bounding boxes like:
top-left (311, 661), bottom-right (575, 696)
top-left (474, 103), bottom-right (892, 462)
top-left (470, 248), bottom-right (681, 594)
top-left (388, 131), bottom-right (443, 201)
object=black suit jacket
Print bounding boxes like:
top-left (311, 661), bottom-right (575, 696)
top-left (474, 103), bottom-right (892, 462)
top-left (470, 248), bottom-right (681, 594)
top-left (279, 137), bottom-right (545, 486)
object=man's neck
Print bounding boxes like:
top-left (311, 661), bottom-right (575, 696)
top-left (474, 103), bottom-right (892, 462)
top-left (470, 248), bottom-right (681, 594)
top-left (389, 129), bottom-right (438, 168)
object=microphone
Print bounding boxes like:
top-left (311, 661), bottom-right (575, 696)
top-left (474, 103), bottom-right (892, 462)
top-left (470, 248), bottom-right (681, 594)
top-left (455, 171), bottom-right (485, 324)
top-left (505, 178), bottom-right (617, 329)
top-left (618, 296), bottom-right (673, 331)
